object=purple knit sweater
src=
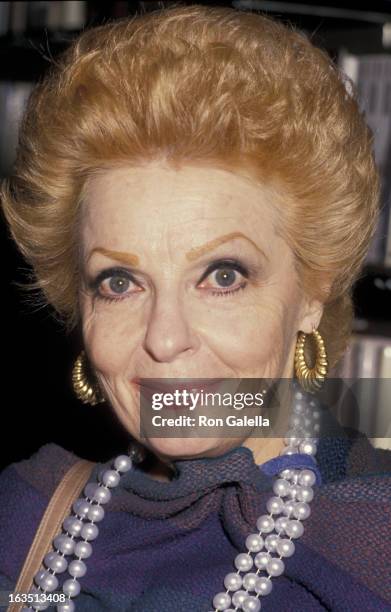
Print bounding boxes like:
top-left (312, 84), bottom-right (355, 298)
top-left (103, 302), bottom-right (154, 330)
top-left (0, 425), bottom-right (391, 611)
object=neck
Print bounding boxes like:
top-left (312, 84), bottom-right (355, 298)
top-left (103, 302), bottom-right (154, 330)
top-left (138, 379), bottom-right (295, 481)
top-left (242, 436), bottom-right (285, 466)
top-left (139, 433), bottom-right (286, 483)
top-left (241, 377), bottom-right (293, 465)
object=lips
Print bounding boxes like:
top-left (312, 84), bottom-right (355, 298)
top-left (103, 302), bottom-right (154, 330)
top-left (132, 378), bottom-right (225, 409)
top-left (132, 378), bottom-right (225, 393)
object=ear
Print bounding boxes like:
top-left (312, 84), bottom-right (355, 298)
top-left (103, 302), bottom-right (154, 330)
top-left (297, 297), bottom-right (324, 334)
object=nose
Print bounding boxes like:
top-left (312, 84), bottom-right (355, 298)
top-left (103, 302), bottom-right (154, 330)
top-left (142, 294), bottom-right (196, 363)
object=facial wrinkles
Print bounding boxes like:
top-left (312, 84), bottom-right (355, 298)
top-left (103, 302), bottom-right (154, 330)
top-left (80, 165), bottom-right (303, 385)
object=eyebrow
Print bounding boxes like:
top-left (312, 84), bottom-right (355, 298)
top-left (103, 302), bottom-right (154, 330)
top-left (87, 232), bottom-right (268, 266)
top-left (186, 232), bottom-right (269, 262)
top-left (87, 248), bottom-right (139, 266)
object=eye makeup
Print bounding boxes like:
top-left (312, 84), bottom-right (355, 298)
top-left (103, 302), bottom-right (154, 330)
top-left (86, 254), bottom-right (263, 304)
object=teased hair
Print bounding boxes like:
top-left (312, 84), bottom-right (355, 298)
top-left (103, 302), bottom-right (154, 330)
top-left (0, 4), bottom-right (380, 368)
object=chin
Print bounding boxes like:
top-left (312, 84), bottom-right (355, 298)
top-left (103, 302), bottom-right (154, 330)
top-left (144, 436), bottom-right (239, 461)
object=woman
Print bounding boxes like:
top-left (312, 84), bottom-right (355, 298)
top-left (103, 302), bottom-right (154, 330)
top-left (0, 4), bottom-right (390, 612)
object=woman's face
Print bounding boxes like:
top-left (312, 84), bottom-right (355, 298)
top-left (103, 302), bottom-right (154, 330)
top-left (79, 163), bottom-right (322, 461)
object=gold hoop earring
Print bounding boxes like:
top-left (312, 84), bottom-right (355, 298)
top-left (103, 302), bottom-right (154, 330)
top-left (294, 329), bottom-right (328, 394)
top-left (72, 350), bottom-right (104, 405)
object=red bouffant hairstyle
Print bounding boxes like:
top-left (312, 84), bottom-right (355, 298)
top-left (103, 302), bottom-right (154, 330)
top-left (0, 4), bottom-right (380, 368)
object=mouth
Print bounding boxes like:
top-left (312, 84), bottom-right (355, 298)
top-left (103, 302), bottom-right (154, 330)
top-left (131, 378), bottom-right (225, 408)
top-left (132, 378), bottom-right (225, 392)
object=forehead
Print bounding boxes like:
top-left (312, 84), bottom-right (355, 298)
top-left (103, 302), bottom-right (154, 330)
top-left (80, 163), bottom-right (281, 247)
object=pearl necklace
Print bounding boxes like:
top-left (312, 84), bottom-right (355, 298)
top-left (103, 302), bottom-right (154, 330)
top-left (25, 384), bottom-right (321, 612)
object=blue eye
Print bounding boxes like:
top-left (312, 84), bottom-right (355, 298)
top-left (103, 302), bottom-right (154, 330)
top-left (198, 259), bottom-right (249, 297)
top-left (108, 276), bottom-right (131, 294)
top-left (213, 268), bottom-right (237, 287)
top-left (90, 267), bottom-right (141, 302)
top-left (89, 259), bottom-right (251, 304)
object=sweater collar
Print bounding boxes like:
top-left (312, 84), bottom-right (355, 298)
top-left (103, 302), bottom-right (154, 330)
top-left (110, 420), bottom-right (359, 502)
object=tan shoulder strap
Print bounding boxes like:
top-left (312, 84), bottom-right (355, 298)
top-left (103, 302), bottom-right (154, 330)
top-left (8, 458), bottom-right (95, 612)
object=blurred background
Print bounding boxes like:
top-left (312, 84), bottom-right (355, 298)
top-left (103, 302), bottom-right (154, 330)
top-left (1, 0), bottom-right (391, 469)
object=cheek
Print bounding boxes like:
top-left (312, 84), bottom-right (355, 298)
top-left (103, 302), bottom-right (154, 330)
top-left (196, 287), bottom-right (300, 372)
top-left (81, 302), bottom-right (140, 376)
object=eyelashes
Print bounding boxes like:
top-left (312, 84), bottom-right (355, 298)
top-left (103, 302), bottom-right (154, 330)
top-left (88, 258), bottom-right (254, 304)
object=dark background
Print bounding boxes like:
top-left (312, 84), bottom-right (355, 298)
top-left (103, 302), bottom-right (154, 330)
top-left (1, 0), bottom-right (391, 470)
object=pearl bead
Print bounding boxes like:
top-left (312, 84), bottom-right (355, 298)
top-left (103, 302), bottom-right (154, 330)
top-left (234, 553), bottom-right (253, 572)
top-left (293, 502), bottom-right (311, 520)
top-left (280, 445), bottom-right (298, 456)
top-left (72, 498), bottom-right (91, 518)
top-left (242, 595), bottom-right (261, 611)
top-left (35, 570), bottom-right (59, 591)
top-left (288, 485), bottom-right (300, 499)
top-left (26, 601), bottom-right (50, 611)
top-left (62, 579), bottom-right (81, 598)
top-left (213, 592), bottom-right (231, 610)
top-left (232, 590), bottom-right (248, 607)
top-left (224, 572), bottom-right (242, 591)
top-left (302, 432), bottom-right (318, 442)
top-left (272, 478), bottom-right (290, 497)
top-left (266, 557), bottom-right (285, 576)
top-left (274, 516), bottom-right (289, 534)
top-left (302, 428), bottom-right (316, 438)
top-left (283, 436), bottom-right (301, 448)
top-left (298, 469), bottom-right (316, 487)
top-left (68, 559), bottom-right (87, 578)
top-left (84, 483), bottom-right (98, 500)
top-left (243, 572), bottom-right (258, 591)
top-left (264, 534), bottom-right (279, 552)
top-left (22, 596), bottom-right (48, 611)
top-left (294, 390), bottom-right (305, 401)
top-left (289, 414), bottom-right (304, 429)
top-left (114, 455), bottom-right (133, 472)
top-left (254, 551), bottom-right (271, 569)
top-left (282, 500), bottom-right (296, 517)
top-left (292, 401), bottom-right (306, 415)
top-left (128, 444), bottom-right (146, 463)
top-left (101, 469), bottom-right (121, 488)
top-left (87, 504), bottom-right (105, 522)
top-left (285, 520), bottom-right (304, 539)
top-left (255, 576), bottom-right (272, 596)
top-left (266, 496), bottom-right (284, 514)
top-left (92, 486), bottom-right (112, 504)
top-left (289, 470), bottom-right (301, 484)
top-left (44, 551), bottom-right (68, 573)
top-left (34, 569), bottom-right (46, 584)
top-left (63, 516), bottom-right (83, 537)
top-left (246, 533), bottom-right (264, 552)
top-left (296, 485), bottom-right (314, 503)
top-left (279, 469), bottom-right (294, 480)
top-left (276, 538), bottom-right (295, 557)
top-left (57, 601), bottom-right (75, 612)
top-left (256, 515), bottom-right (274, 533)
top-left (74, 540), bottom-right (92, 559)
top-left (53, 534), bottom-right (75, 555)
top-left (81, 523), bottom-right (99, 541)
top-left (299, 441), bottom-right (317, 455)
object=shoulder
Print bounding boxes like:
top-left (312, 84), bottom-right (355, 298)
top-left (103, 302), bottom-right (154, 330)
top-left (0, 444), bottom-right (85, 585)
top-left (346, 435), bottom-right (391, 480)
top-left (0, 442), bottom-right (84, 498)
top-left (307, 438), bottom-right (391, 605)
